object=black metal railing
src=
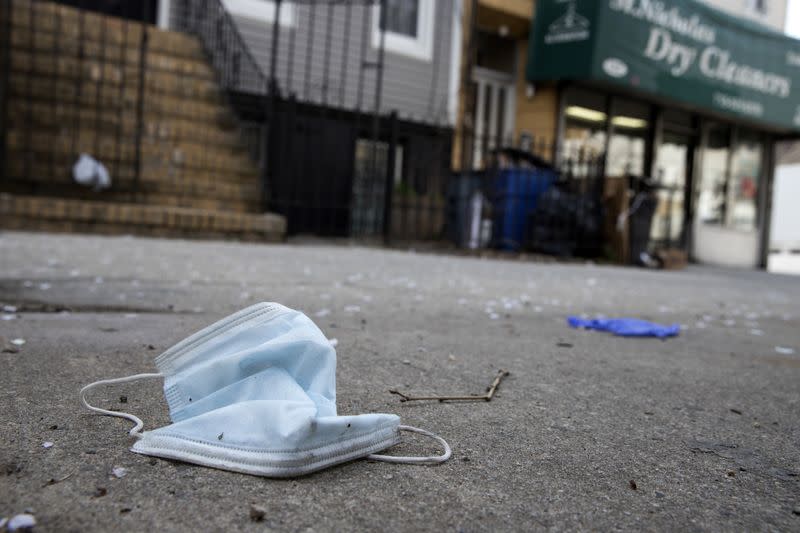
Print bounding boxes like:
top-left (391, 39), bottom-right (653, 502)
top-left (175, 0), bottom-right (269, 96)
top-left (174, 0), bottom-right (395, 223)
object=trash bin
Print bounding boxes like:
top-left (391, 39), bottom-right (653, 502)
top-left (485, 148), bottom-right (557, 252)
top-left (446, 171), bottom-right (485, 248)
top-left (490, 167), bottom-right (556, 251)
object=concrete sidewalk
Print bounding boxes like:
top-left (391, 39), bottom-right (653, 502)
top-left (1, 231), bottom-right (798, 531)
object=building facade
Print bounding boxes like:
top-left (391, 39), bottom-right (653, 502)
top-left (160, 0), bottom-right (460, 125)
top-left (154, 0), bottom-right (462, 239)
top-left (455, 0), bottom-right (797, 268)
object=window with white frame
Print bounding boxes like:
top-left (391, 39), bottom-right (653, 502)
top-left (372, 0), bottom-right (434, 61)
top-left (222, 0), bottom-right (295, 26)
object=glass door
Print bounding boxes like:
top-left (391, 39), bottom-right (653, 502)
top-left (652, 130), bottom-right (693, 247)
top-left (691, 124), bottom-right (763, 268)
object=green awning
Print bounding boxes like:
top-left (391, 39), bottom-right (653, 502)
top-left (526, 0), bottom-right (800, 133)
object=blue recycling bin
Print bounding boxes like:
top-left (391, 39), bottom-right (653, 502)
top-left (491, 167), bottom-right (556, 251)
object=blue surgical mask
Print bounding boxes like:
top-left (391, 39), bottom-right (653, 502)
top-left (80, 303), bottom-right (450, 477)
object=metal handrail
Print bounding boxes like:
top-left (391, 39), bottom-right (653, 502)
top-left (176, 0), bottom-right (270, 95)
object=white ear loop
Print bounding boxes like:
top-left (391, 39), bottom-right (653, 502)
top-left (80, 373), bottom-right (163, 438)
top-left (367, 425), bottom-right (452, 464)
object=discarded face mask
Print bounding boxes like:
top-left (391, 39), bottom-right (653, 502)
top-left (567, 316), bottom-right (680, 338)
top-left (80, 303), bottom-right (450, 477)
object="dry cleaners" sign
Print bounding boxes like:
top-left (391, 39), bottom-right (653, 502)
top-left (527, 0), bottom-right (800, 131)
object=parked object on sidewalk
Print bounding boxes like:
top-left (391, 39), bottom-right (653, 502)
top-left (622, 176), bottom-right (687, 269)
top-left (625, 182), bottom-right (659, 266)
top-left (390, 370), bottom-right (509, 403)
top-left (656, 248), bottom-right (689, 270)
top-left (528, 186), bottom-right (605, 257)
top-left (72, 154), bottom-right (111, 191)
top-left (491, 168), bottom-right (556, 251)
top-left (489, 149), bottom-right (557, 252)
top-left (567, 316), bottom-right (680, 338)
top-left (447, 171), bottom-right (490, 249)
top-left (80, 303), bottom-right (451, 478)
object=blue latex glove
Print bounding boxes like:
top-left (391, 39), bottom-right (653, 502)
top-left (567, 316), bottom-right (680, 338)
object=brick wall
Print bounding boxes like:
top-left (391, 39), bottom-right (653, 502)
top-left (2, 1), bottom-right (263, 215)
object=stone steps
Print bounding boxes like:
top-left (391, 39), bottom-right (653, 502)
top-left (6, 127), bottom-right (257, 174)
top-left (1, 1), bottom-right (277, 234)
top-left (0, 194), bottom-right (285, 242)
top-left (8, 2), bottom-right (208, 62)
top-left (6, 103), bottom-right (246, 150)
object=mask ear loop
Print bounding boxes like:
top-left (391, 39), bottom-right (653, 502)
top-left (80, 373), bottom-right (163, 438)
top-left (367, 425), bottom-right (452, 464)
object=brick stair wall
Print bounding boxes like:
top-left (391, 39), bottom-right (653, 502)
top-left (1, 1), bottom-right (274, 228)
top-left (0, 193), bottom-right (285, 241)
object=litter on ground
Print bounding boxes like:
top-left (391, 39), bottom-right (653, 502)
top-left (567, 317), bottom-right (680, 338)
top-left (7, 513), bottom-right (37, 531)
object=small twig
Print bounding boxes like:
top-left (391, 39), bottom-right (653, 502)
top-left (389, 370), bottom-right (510, 403)
top-left (43, 469), bottom-right (76, 487)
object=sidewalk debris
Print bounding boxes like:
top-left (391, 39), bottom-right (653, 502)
top-left (249, 504), bottom-right (266, 522)
top-left (44, 470), bottom-right (75, 487)
top-left (390, 370), bottom-right (509, 403)
top-left (567, 317), bottom-right (679, 338)
top-left (112, 467), bottom-right (127, 478)
top-left (7, 513), bottom-right (36, 531)
top-left (42, 442), bottom-right (53, 448)
top-left (73, 153), bottom-right (111, 191)
top-left (774, 346), bottom-right (795, 355)
top-left (2, 337), bottom-right (20, 353)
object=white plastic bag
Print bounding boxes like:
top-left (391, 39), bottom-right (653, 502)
top-left (72, 153), bottom-right (111, 191)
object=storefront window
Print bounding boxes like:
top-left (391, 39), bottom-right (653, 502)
top-left (696, 125), bottom-right (730, 225)
top-left (562, 88), bottom-right (607, 160)
top-left (607, 99), bottom-right (649, 177)
top-left (728, 130), bottom-right (762, 231)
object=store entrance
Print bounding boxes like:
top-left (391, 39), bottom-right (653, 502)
top-left (651, 130), bottom-right (694, 249)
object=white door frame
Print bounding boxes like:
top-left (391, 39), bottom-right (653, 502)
top-left (471, 66), bottom-right (516, 167)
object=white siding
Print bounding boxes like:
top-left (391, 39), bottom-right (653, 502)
top-left (170, 1), bottom-right (457, 126)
